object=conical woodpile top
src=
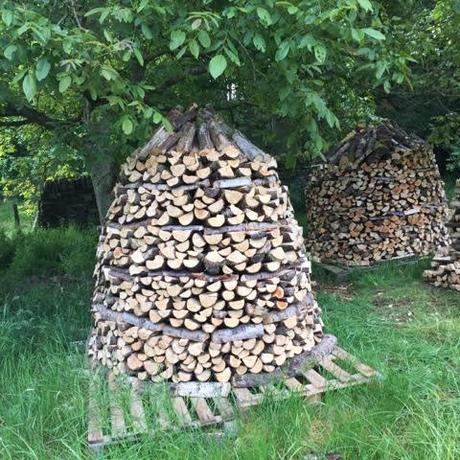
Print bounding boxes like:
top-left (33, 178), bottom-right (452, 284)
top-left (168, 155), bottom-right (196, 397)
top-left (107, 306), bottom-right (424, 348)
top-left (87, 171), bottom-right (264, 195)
top-left (89, 105), bottom-right (328, 384)
top-left (325, 120), bottom-right (425, 166)
top-left (306, 121), bottom-right (450, 266)
top-left (424, 179), bottom-right (460, 291)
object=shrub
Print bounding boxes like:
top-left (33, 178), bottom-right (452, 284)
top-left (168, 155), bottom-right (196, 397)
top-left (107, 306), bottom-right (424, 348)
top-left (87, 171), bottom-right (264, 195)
top-left (0, 229), bottom-right (16, 270)
top-left (4, 226), bottom-right (97, 283)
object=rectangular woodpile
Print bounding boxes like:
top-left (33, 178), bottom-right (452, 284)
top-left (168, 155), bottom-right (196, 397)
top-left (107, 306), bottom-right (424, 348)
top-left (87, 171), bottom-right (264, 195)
top-left (424, 179), bottom-right (460, 291)
top-left (88, 106), bottom-right (328, 385)
top-left (305, 122), bottom-right (450, 266)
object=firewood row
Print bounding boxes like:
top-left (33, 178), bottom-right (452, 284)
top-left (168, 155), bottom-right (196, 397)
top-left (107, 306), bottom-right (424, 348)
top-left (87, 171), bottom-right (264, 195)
top-left (305, 121), bottom-right (450, 266)
top-left (424, 179), bottom-right (460, 291)
top-left (89, 105), bottom-right (325, 384)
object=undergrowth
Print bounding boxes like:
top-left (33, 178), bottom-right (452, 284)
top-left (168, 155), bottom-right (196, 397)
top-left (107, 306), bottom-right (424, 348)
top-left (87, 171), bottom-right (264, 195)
top-left (0, 226), bottom-right (459, 459)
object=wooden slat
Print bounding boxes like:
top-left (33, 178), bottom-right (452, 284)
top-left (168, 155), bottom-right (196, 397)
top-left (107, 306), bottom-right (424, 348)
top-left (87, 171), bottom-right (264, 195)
top-left (157, 408), bottom-right (170, 429)
top-left (87, 377), bottom-right (104, 445)
top-left (172, 397), bottom-right (193, 425)
top-left (318, 357), bottom-right (352, 382)
top-left (171, 382), bottom-right (231, 398)
top-left (108, 374), bottom-right (127, 437)
top-left (191, 398), bottom-right (216, 424)
top-left (130, 381), bottom-right (148, 433)
top-left (332, 346), bottom-right (377, 378)
top-left (302, 369), bottom-right (327, 388)
top-left (233, 387), bottom-right (259, 408)
top-left (215, 397), bottom-right (234, 420)
top-left (284, 378), bottom-right (303, 391)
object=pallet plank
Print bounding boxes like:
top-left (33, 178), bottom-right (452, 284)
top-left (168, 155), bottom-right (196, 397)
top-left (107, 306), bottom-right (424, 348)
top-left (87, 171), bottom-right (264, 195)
top-left (108, 374), bottom-right (127, 437)
top-left (191, 398), bottom-right (217, 424)
top-left (88, 377), bottom-right (104, 445)
top-left (215, 397), bottom-right (234, 420)
top-left (332, 346), bottom-right (377, 378)
top-left (318, 357), bottom-right (352, 382)
top-left (284, 378), bottom-right (303, 391)
top-left (130, 381), bottom-right (148, 433)
top-left (302, 369), bottom-right (327, 388)
top-left (172, 397), bottom-right (193, 425)
top-left (157, 408), bottom-right (170, 429)
top-left (233, 387), bottom-right (258, 408)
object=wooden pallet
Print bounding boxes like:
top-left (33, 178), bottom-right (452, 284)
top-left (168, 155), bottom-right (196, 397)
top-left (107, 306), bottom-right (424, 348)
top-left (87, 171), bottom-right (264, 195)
top-left (315, 254), bottom-right (425, 280)
top-left (87, 345), bottom-right (379, 452)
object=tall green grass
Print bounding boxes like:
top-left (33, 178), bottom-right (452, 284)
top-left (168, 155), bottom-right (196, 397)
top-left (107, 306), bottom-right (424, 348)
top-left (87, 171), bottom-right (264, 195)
top-left (0, 227), bottom-right (459, 459)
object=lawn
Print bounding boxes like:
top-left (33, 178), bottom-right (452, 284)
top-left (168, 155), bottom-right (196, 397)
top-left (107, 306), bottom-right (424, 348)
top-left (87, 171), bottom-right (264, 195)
top-left (0, 223), bottom-right (459, 459)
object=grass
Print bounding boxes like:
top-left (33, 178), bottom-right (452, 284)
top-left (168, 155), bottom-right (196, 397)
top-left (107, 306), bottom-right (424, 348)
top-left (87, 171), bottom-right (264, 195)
top-left (0, 227), bottom-right (459, 459)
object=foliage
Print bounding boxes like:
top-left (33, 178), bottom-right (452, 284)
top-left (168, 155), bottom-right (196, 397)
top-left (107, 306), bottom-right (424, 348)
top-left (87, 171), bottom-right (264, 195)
top-left (0, 124), bottom-right (85, 211)
top-left (377, 0), bottom-right (460, 168)
top-left (0, 226), bottom-right (96, 286)
top-left (0, 229), bottom-right (15, 269)
top-left (0, 0), bottom-right (411, 174)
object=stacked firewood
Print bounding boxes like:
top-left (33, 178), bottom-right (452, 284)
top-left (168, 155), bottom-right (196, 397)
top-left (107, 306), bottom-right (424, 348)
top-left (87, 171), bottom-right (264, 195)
top-left (305, 122), bottom-right (450, 266)
top-left (423, 179), bottom-right (460, 291)
top-left (88, 105), bottom-right (326, 384)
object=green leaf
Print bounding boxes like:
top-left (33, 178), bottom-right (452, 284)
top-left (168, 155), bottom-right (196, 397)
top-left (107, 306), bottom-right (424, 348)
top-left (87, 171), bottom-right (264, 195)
top-left (275, 41), bottom-right (290, 62)
top-left (362, 28), bottom-right (385, 40)
top-left (351, 28), bottom-right (364, 42)
top-left (176, 46), bottom-right (187, 59)
top-left (197, 30), bottom-right (211, 48)
top-left (59, 75), bottom-right (71, 93)
top-left (36, 58), bottom-right (51, 81)
top-left (209, 54), bottom-right (227, 79)
top-left (137, 0), bottom-right (149, 12)
top-left (299, 34), bottom-right (316, 51)
top-left (224, 47), bottom-right (240, 66)
top-left (357, 0), bottom-right (373, 12)
top-left (2, 9), bottom-right (13, 26)
top-left (100, 65), bottom-right (119, 80)
top-left (122, 117), bottom-right (134, 135)
top-left (4, 44), bottom-right (17, 60)
top-left (22, 72), bottom-right (37, 101)
top-left (191, 18), bottom-right (202, 30)
top-left (133, 47), bottom-right (144, 66)
top-left (376, 61), bottom-right (387, 79)
top-left (257, 7), bottom-right (272, 26)
top-left (170, 30), bottom-right (186, 50)
top-left (253, 33), bottom-right (266, 52)
top-left (314, 45), bottom-right (327, 63)
top-left (141, 23), bottom-right (153, 39)
top-left (189, 39), bottom-right (200, 59)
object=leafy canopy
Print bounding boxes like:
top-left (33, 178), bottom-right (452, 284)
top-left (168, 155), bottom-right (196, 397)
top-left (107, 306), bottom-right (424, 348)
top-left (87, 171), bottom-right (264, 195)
top-left (0, 0), bottom-right (412, 208)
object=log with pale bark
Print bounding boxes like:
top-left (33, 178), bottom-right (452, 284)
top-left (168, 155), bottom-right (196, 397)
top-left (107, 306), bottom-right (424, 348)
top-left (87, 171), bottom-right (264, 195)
top-left (88, 105), bottom-right (326, 384)
top-left (305, 121), bottom-right (450, 267)
top-left (423, 179), bottom-right (460, 291)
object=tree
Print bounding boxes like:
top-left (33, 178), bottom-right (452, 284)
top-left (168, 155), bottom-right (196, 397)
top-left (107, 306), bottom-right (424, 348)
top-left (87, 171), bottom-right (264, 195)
top-left (375, 0), bottom-right (460, 170)
top-left (0, 0), bottom-right (411, 221)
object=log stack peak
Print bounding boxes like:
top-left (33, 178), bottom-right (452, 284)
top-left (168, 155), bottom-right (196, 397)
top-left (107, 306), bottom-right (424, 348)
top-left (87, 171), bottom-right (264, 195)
top-left (89, 105), bottom-right (326, 384)
top-left (423, 179), bottom-right (460, 291)
top-left (306, 121), bottom-right (450, 266)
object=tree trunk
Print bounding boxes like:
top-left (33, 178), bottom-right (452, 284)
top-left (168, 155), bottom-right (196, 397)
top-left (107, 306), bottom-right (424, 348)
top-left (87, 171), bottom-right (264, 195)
top-left (12, 203), bottom-right (20, 228)
top-left (87, 155), bottom-right (115, 225)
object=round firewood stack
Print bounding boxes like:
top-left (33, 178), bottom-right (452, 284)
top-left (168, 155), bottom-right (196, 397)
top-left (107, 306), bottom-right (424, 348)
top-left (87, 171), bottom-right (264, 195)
top-left (305, 121), bottom-right (450, 266)
top-left (423, 179), bottom-right (460, 291)
top-left (88, 105), bottom-right (326, 384)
